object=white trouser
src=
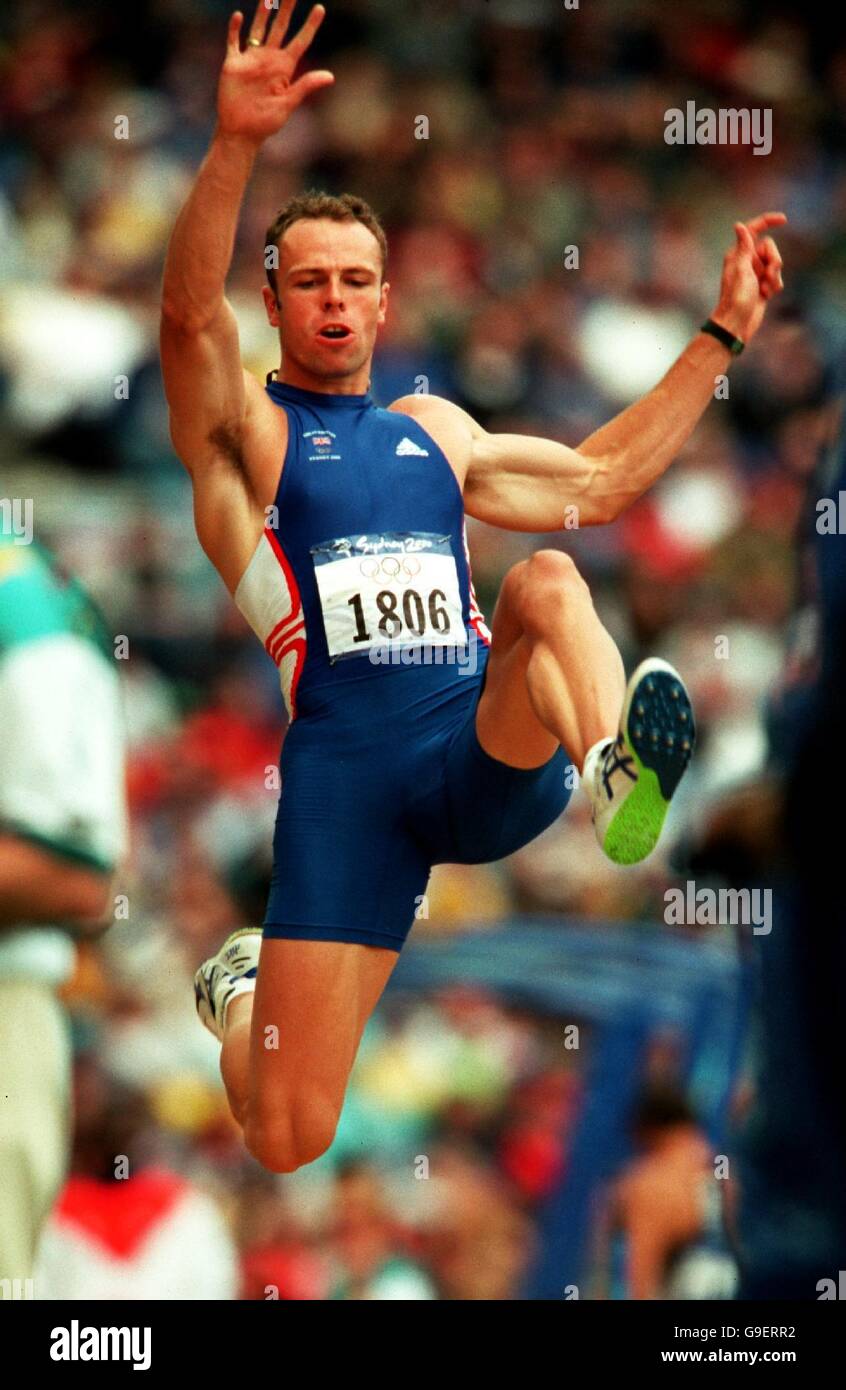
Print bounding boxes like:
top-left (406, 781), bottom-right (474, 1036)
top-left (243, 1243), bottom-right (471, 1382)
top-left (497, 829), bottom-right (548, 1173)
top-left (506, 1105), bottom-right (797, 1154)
top-left (0, 980), bottom-right (71, 1295)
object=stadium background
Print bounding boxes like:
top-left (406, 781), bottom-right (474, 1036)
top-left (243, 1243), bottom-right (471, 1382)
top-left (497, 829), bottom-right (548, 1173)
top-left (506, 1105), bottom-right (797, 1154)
top-left (1, 0), bottom-right (844, 1298)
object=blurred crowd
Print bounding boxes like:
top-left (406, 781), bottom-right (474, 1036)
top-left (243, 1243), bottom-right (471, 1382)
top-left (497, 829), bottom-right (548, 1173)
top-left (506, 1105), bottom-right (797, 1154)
top-left (1, 0), bottom-right (844, 1296)
top-left (35, 989), bottom-right (587, 1298)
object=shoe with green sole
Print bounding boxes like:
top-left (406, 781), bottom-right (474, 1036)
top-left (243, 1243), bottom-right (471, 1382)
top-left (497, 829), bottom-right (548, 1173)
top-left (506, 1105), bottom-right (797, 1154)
top-left (587, 658), bottom-right (696, 866)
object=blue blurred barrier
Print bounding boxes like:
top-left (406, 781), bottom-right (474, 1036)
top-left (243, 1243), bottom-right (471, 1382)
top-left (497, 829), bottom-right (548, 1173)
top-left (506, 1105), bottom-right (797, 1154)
top-left (393, 919), bottom-right (750, 1296)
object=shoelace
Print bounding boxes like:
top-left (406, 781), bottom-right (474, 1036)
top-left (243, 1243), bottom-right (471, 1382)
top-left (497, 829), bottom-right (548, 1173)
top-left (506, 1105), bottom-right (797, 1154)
top-left (601, 733), bottom-right (636, 801)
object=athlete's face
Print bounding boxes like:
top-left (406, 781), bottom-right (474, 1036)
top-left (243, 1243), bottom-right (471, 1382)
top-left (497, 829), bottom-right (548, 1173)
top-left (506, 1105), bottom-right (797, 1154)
top-left (263, 218), bottom-right (389, 389)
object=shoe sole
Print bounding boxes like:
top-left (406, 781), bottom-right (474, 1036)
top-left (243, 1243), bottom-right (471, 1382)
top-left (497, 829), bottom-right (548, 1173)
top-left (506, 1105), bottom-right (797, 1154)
top-left (602, 660), bottom-right (696, 865)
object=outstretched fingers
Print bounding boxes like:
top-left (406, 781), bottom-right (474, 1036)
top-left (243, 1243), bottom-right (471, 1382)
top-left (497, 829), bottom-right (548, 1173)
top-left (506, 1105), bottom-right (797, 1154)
top-left (226, 11), bottom-right (244, 53)
top-left (284, 3), bottom-right (327, 66)
top-left (267, 0), bottom-right (298, 47)
top-left (289, 68), bottom-right (335, 107)
top-left (236, 1), bottom-right (329, 70)
top-left (734, 221), bottom-right (764, 277)
top-left (744, 211), bottom-right (788, 237)
top-left (247, 0), bottom-right (273, 44)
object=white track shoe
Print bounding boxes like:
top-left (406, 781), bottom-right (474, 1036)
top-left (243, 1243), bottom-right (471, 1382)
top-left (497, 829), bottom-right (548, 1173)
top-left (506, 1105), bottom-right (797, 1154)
top-left (193, 928), bottom-right (262, 1043)
top-left (583, 658), bottom-right (696, 866)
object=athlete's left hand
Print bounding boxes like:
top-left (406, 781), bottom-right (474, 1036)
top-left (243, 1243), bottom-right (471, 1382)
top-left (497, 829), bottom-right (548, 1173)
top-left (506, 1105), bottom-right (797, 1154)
top-left (710, 211), bottom-right (787, 346)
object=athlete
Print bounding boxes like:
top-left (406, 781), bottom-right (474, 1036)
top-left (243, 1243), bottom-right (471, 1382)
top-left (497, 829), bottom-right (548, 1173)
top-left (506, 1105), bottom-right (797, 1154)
top-left (159, 1), bottom-right (786, 1175)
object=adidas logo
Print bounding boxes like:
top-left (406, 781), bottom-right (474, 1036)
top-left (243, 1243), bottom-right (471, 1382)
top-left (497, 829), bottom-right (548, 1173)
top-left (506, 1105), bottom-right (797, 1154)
top-left (395, 436), bottom-right (429, 457)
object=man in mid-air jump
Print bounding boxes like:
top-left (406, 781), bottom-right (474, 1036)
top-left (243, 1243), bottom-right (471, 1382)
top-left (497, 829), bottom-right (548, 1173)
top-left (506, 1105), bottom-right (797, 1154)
top-left (160, 1), bottom-right (785, 1175)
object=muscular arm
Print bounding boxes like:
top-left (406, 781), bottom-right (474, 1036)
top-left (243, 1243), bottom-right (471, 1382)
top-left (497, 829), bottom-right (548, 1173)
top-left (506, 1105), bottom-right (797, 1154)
top-left (160, 127), bottom-right (279, 595)
top-left (160, 5), bottom-right (333, 590)
top-left (463, 331), bottom-right (733, 531)
top-left (161, 130), bottom-right (257, 336)
top-left (160, 130), bottom-right (261, 469)
top-left (456, 213), bottom-right (785, 532)
top-left (160, 5), bottom-right (333, 476)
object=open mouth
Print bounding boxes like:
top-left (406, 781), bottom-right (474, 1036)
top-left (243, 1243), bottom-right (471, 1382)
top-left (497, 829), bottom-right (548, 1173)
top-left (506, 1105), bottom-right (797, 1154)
top-left (318, 326), bottom-right (352, 341)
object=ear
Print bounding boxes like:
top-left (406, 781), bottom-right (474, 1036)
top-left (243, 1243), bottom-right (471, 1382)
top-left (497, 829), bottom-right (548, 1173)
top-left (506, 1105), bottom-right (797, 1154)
top-left (377, 280), bottom-right (390, 326)
top-left (262, 285), bottom-right (281, 327)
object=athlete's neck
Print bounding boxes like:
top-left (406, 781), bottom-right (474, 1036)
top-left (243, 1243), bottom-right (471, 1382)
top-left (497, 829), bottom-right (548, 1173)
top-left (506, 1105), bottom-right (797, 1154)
top-left (270, 365), bottom-right (372, 396)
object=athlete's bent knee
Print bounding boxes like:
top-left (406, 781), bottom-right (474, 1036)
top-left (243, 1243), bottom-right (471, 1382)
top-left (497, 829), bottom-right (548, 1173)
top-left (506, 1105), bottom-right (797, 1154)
top-left (244, 1097), bottom-right (340, 1174)
top-left (526, 548), bottom-right (582, 585)
top-left (518, 549), bottom-right (588, 632)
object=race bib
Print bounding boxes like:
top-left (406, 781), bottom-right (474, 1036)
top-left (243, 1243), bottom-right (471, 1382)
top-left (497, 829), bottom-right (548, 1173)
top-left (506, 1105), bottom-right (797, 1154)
top-left (310, 532), bottom-right (466, 662)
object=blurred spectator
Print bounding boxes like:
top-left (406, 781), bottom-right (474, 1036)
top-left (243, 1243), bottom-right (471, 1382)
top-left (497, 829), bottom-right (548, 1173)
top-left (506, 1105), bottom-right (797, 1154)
top-left (0, 536), bottom-right (127, 1295)
top-left (34, 1058), bottom-right (239, 1300)
top-left (325, 1164), bottom-right (436, 1300)
top-left (592, 1082), bottom-right (737, 1300)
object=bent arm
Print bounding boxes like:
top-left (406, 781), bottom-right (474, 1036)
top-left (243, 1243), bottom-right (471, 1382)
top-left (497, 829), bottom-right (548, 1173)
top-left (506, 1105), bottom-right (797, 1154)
top-left (462, 330), bottom-right (732, 531)
top-left (462, 210), bottom-right (787, 532)
top-left (575, 330), bottom-right (733, 520)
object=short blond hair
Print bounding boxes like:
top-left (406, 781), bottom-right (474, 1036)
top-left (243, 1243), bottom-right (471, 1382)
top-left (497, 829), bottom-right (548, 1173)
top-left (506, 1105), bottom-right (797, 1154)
top-left (264, 191), bottom-right (388, 302)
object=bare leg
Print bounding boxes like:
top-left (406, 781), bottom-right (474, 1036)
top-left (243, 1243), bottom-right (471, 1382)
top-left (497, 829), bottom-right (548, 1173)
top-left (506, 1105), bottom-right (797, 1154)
top-left (218, 938), bottom-right (398, 1172)
top-left (475, 549), bottom-right (625, 773)
top-left (220, 992), bottom-right (253, 1127)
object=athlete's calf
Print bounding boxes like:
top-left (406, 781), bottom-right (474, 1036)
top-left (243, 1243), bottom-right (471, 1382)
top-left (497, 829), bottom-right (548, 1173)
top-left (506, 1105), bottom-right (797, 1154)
top-left (476, 548), bottom-right (625, 772)
top-left (212, 936), bottom-right (398, 1173)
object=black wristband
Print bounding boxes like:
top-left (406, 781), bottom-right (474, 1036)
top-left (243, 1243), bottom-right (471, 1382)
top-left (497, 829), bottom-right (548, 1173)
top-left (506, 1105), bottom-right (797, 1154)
top-left (700, 317), bottom-right (744, 355)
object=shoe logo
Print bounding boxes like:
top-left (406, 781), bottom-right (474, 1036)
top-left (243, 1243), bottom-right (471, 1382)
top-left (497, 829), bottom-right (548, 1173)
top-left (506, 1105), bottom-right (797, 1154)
top-left (225, 967), bottom-right (257, 982)
top-left (396, 436), bottom-right (429, 457)
top-left (602, 733), bottom-right (637, 800)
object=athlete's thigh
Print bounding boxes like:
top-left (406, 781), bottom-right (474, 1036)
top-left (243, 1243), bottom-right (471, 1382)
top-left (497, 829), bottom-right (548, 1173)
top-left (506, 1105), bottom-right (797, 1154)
top-left (249, 936), bottom-right (398, 1125)
top-left (436, 684), bottom-right (572, 865)
top-left (264, 714), bottom-right (431, 949)
top-left (252, 716), bottom-right (430, 1120)
top-left (474, 562), bottom-right (559, 768)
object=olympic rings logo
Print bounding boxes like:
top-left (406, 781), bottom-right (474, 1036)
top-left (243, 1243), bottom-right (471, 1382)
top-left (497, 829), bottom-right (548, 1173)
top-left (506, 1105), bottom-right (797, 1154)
top-left (359, 555), bottom-right (423, 582)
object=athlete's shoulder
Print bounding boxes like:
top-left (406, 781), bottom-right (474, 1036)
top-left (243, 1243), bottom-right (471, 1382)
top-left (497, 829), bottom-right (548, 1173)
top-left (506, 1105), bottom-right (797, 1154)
top-left (384, 394), bottom-right (478, 483)
top-left (386, 392), bottom-right (485, 441)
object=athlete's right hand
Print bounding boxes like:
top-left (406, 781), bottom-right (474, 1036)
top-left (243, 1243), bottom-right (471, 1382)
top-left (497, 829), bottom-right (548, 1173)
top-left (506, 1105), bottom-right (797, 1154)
top-left (217, 1), bottom-right (334, 146)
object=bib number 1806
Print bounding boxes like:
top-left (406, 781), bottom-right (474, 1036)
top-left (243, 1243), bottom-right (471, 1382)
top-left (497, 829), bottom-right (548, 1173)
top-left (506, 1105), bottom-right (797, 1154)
top-left (311, 532), bottom-right (466, 661)
top-left (347, 587), bottom-right (451, 643)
